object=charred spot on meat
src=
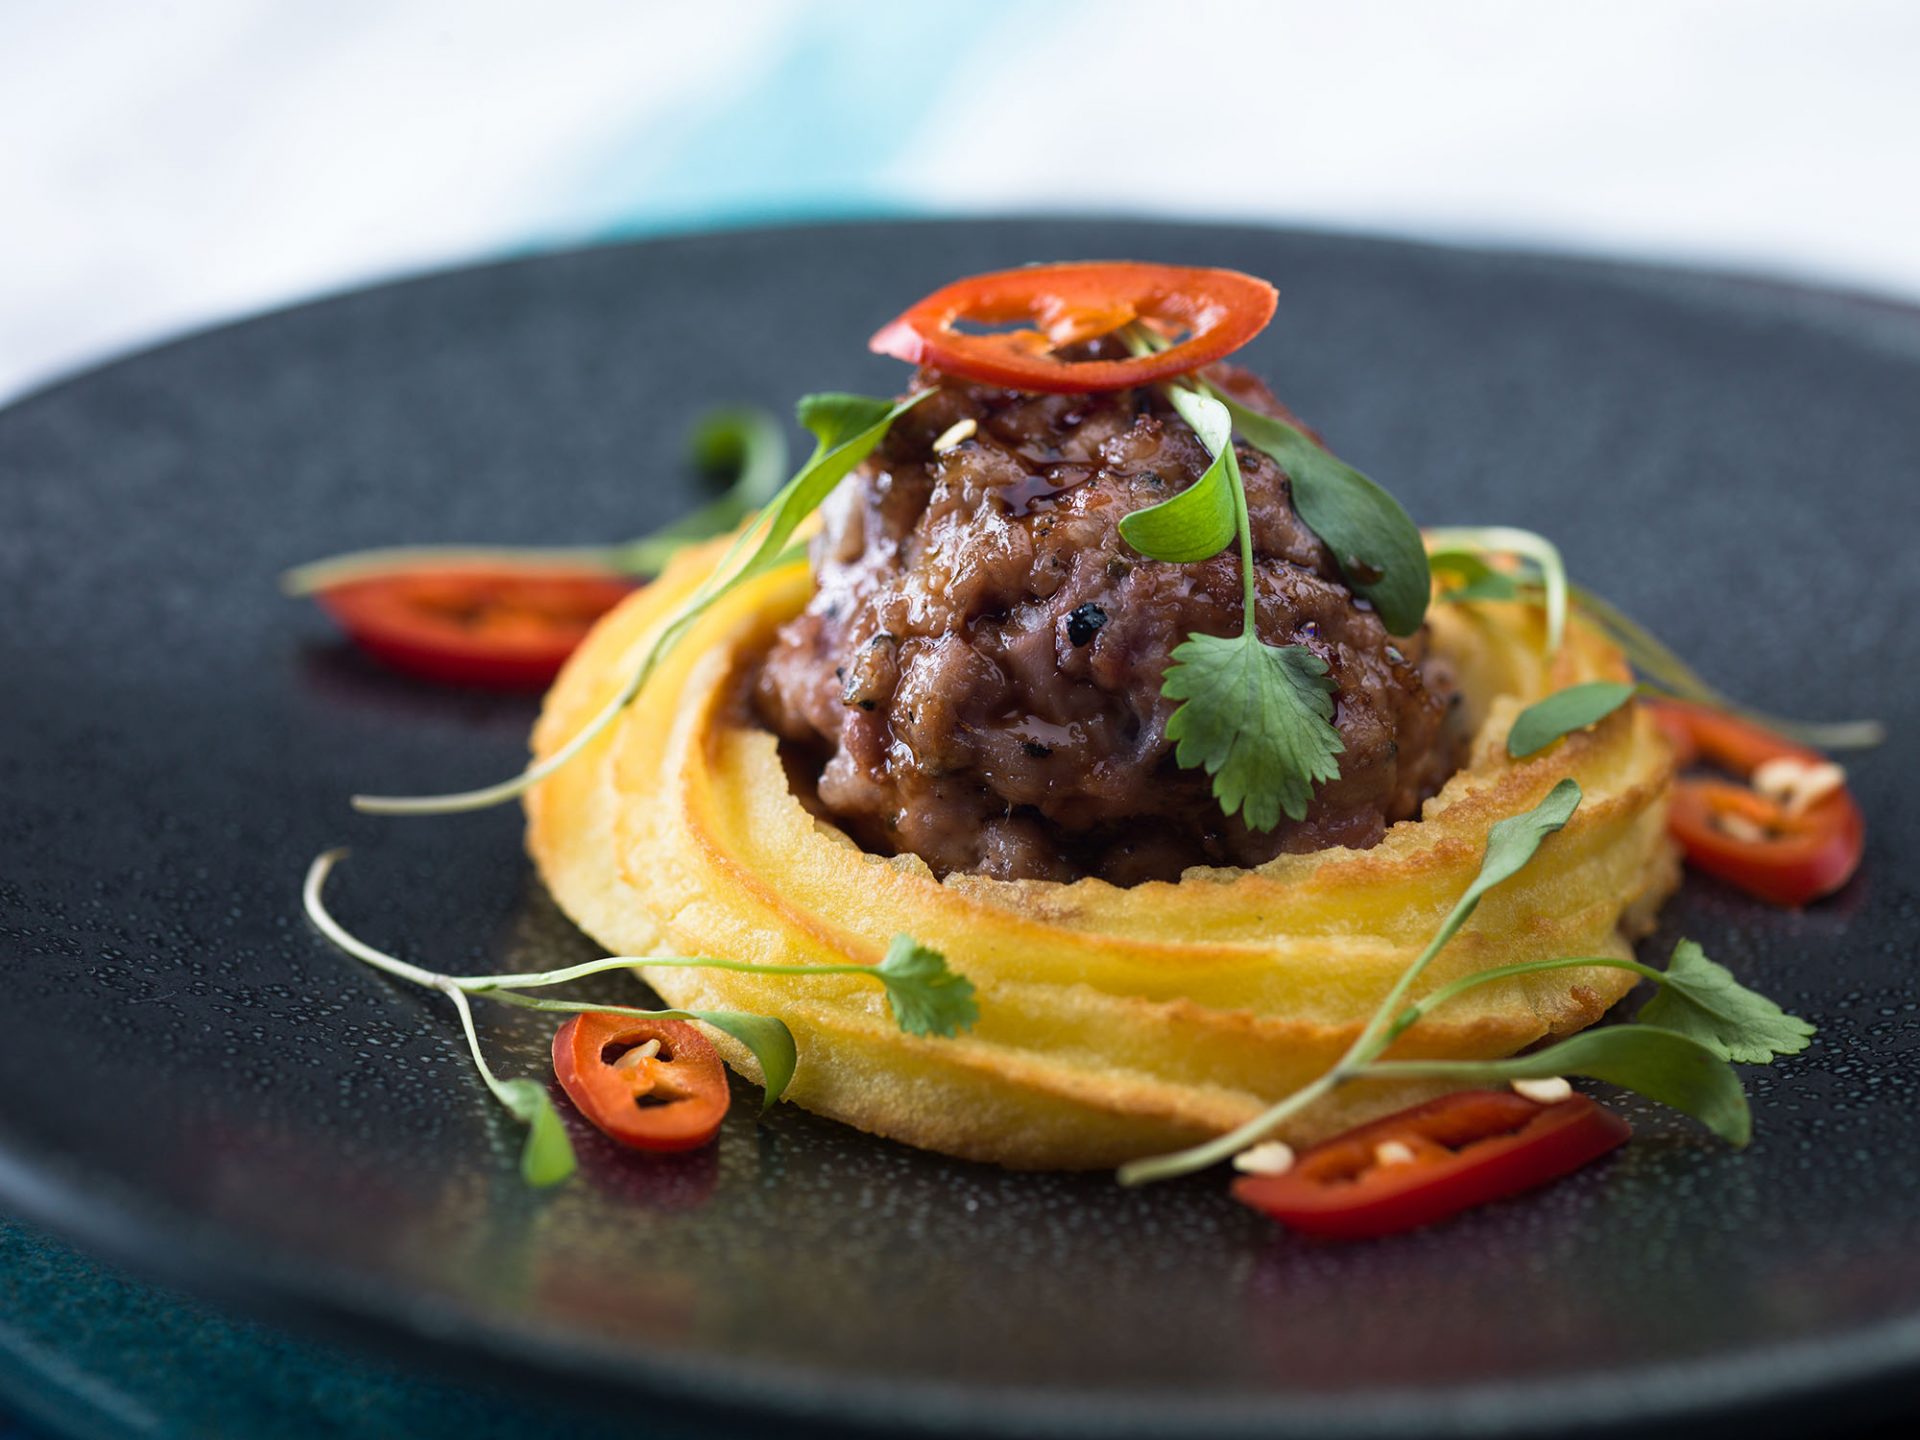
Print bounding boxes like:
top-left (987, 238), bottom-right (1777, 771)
top-left (752, 340), bottom-right (1463, 884)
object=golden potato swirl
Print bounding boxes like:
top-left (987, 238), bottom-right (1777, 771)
top-left (527, 539), bottom-right (1678, 1169)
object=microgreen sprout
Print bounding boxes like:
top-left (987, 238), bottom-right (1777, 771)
top-left (1423, 526), bottom-right (1569, 653)
top-left (350, 390), bottom-right (929, 816)
top-left (1114, 330), bottom-right (1344, 831)
top-left (1568, 581), bottom-right (1885, 751)
top-left (1506, 680), bottom-right (1638, 758)
top-left (280, 408), bottom-right (788, 596)
top-left (1117, 779), bottom-right (1813, 1186)
top-left (302, 849), bottom-right (975, 1183)
top-left (1427, 534), bottom-right (1881, 752)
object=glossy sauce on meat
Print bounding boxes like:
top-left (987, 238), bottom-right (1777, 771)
top-left (753, 349), bottom-right (1462, 883)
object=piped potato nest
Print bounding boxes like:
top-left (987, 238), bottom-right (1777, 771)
top-left (526, 538), bottom-right (1679, 1169)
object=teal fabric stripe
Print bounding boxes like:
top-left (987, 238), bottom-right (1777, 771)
top-left (564, 0), bottom-right (1043, 238)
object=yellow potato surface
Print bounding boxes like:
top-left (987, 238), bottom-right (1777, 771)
top-left (527, 541), bottom-right (1677, 1168)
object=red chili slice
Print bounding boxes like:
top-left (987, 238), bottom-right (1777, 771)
top-left (1647, 700), bottom-right (1864, 908)
top-left (869, 262), bottom-right (1278, 393)
top-left (551, 1014), bottom-right (731, 1154)
top-left (1231, 1091), bottom-right (1631, 1240)
top-left (316, 567), bottom-right (634, 690)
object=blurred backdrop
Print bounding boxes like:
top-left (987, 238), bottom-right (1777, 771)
top-left (5, 0), bottom-right (1918, 404)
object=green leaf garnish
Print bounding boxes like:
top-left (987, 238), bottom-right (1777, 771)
top-left (874, 934), bottom-right (979, 1038)
top-left (1637, 940), bottom-right (1816, 1064)
top-left (1209, 389), bottom-right (1431, 637)
top-left (611, 407), bottom-right (790, 575)
top-left (1457, 776), bottom-right (1584, 907)
top-left (303, 852), bottom-right (979, 1178)
top-left (282, 406), bottom-right (789, 595)
top-left (440, 983), bottom-right (579, 1189)
top-left (1340, 776), bottom-right (1581, 1059)
top-left (1383, 940), bottom-right (1816, 1068)
top-left (1117, 387), bottom-right (1239, 563)
top-left (1506, 680), bottom-right (1638, 759)
top-left (1425, 543), bottom-right (1881, 750)
top-left (350, 389), bottom-right (929, 816)
top-left (1368, 1025), bottom-right (1752, 1147)
top-left (1162, 631), bottom-right (1343, 831)
top-left (689, 1009), bottom-right (801, 1112)
top-left (1425, 536), bottom-right (1879, 751)
top-left (456, 936), bottom-right (979, 1049)
top-left (1121, 751), bottom-right (1815, 1185)
top-left (1111, 344), bottom-right (1346, 834)
top-left (493, 1076), bottom-right (579, 1188)
top-left (1567, 581), bottom-right (1884, 752)
top-left (1423, 526), bottom-right (1569, 653)
top-left (1119, 780), bottom-right (1582, 1185)
top-left (1429, 548), bottom-right (1523, 604)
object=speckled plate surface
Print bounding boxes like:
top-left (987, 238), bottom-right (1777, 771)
top-left (2, 219), bottom-right (1918, 1439)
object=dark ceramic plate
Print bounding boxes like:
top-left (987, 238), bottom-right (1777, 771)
top-left (3, 219), bottom-right (1918, 1439)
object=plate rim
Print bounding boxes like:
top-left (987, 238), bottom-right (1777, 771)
top-left (4, 213), bottom-right (1918, 1438)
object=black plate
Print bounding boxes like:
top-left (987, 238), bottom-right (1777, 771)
top-left (3, 219), bottom-right (1917, 1439)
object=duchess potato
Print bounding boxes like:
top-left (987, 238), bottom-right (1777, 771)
top-left (527, 538), bottom-right (1677, 1168)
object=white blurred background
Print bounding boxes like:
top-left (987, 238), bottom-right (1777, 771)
top-left (5, 0), bottom-right (1917, 404)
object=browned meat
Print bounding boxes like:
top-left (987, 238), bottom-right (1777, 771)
top-left (752, 345), bottom-right (1462, 883)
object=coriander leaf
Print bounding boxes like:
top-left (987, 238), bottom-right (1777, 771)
top-left (1117, 386), bottom-right (1238, 563)
top-left (1386, 1025), bottom-right (1752, 1147)
top-left (1638, 940), bottom-right (1816, 1065)
top-left (1211, 389), bottom-right (1430, 637)
top-left (1429, 548), bottom-right (1522, 604)
top-left (1507, 680), bottom-right (1638, 759)
top-left (875, 934), bottom-right (979, 1038)
top-left (689, 1009), bottom-right (799, 1112)
top-left (495, 1077), bottom-right (579, 1188)
top-left (1162, 631), bottom-right (1343, 831)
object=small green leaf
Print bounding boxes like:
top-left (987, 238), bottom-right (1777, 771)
top-left (875, 935), bottom-right (979, 1038)
top-left (1429, 549), bottom-right (1522, 603)
top-left (1569, 581), bottom-right (1885, 752)
top-left (1507, 681), bottom-right (1638, 759)
top-left (614, 407), bottom-right (791, 574)
top-left (350, 390), bottom-right (927, 817)
top-left (691, 406), bottom-right (789, 506)
top-left (709, 390), bottom-right (920, 592)
top-left (1366, 779), bottom-right (1583, 1046)
top-left (1423, 526), bottom-right (1569, 654)
top-left (495, 1078), bottom-right (579, 1188)
top-left (1460, 777), bottom-right (1582, 912)
top-left (1162, 631), bottom-right (1344, 831)
top-left (1444, 575), bottom-right (1524, 604)
top-left (1213, 390), bottom-right (1430, 636)
top-left (796, 391), bottom-right (901, 449)
top-left (1458, 1025), bottom-right (1753, 1147)
top-left (690, 1009), bottom-right (799, 1112)
top-left (1117, 387), bottom-right (1238, 563)
top-left (1638, 940), bottom-right (1816, 1065)
top-left (719, 391), bottom-right (927, 594)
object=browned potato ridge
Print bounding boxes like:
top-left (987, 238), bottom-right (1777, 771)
top-left (527, 537), bottom-right (1677, 1169)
